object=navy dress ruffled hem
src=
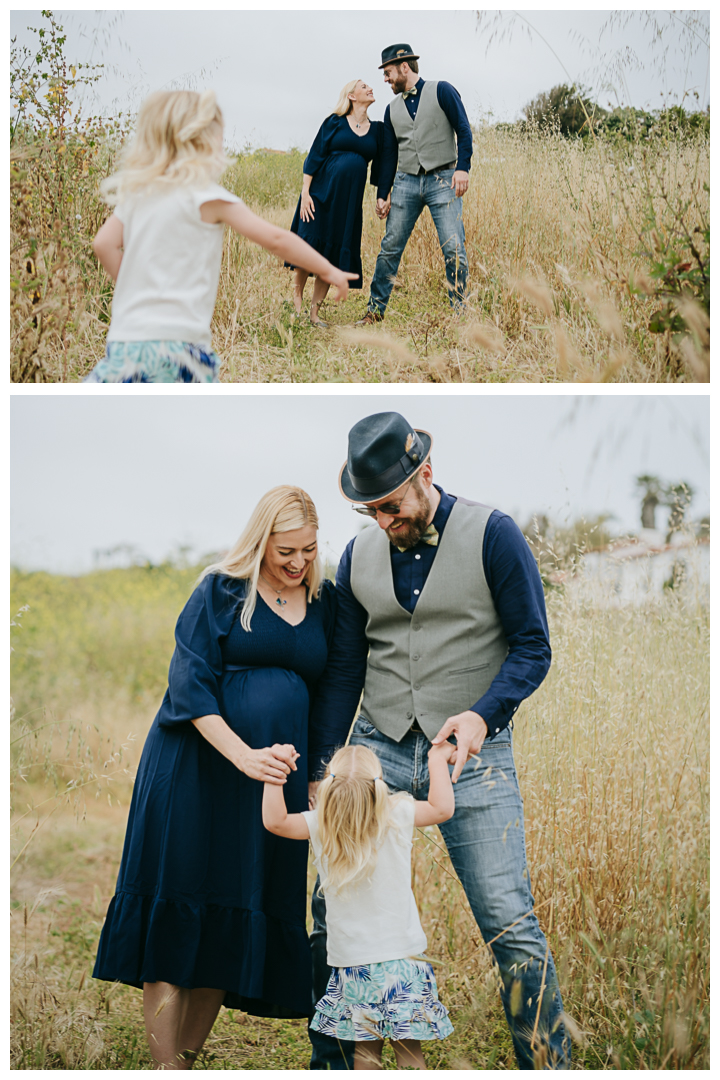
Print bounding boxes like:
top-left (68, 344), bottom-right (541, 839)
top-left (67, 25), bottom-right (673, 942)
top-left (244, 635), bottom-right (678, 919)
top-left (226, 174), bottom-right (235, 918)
top-left (92, 574), bottom-right (336, 1020)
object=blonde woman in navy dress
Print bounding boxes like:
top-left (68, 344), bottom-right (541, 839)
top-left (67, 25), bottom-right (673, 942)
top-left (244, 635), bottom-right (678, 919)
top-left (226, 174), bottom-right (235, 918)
top-left (287, 80), bottom-right (385, 326)
top-left (93, 487), bottom-right (336, 1069)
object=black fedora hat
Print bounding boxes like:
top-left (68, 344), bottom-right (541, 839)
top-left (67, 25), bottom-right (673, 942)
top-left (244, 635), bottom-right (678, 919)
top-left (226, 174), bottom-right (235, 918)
top-left (339, 412), bottom-right (433, 503)
top-left (378, 43), bottom-right (420, 69)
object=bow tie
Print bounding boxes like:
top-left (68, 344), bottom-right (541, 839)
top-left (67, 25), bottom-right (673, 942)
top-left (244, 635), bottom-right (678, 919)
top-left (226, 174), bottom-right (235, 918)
top-left (395, 523), bottom-right (439, 553)
top-left (402, 86), bottom-right (418, 99)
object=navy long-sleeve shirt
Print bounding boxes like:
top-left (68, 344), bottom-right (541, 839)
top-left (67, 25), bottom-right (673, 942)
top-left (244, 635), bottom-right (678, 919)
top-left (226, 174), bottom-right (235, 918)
top-left (375, 78), bottom-right (474, 200)
top-left (309, 486), bottom-right (551, 776)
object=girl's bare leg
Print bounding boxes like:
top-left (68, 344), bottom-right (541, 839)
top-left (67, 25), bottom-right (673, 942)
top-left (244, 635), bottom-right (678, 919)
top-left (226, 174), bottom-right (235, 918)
top-left (392, 1039), bottom-right (425, 1069)
top-left (354, 1039), bottom-right (384, 1070)
top-left (293, 270), bottom-right (309, 313)
top-left (309, 278), bottom-right (331, 324)
top-left (143, 982), bottom-right (225, 1069)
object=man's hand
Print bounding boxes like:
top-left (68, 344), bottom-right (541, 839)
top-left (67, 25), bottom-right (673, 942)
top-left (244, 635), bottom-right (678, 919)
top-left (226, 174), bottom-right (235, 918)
top-left (376, 196), bottom-right (391, 219)
top-left (308, 780), bottom-right (320, 809)
top-left (451, 170), bottom-right (469, 197)
top-left (432, 710), bottom-right (487, 783)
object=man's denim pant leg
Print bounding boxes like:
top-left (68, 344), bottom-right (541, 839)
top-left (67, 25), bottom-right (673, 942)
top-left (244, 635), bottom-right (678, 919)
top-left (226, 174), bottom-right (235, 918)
top-left (368, 170), bottom-right (468, 316)
top-left (309, 717), bottom-right (570, 1070)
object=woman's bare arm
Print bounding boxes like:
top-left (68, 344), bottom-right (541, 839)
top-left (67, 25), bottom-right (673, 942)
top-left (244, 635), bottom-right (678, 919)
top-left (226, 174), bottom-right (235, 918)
top-left (192, 714), bottom-right (297, 785)
top-left (92, 214), bottom-right (124, 282)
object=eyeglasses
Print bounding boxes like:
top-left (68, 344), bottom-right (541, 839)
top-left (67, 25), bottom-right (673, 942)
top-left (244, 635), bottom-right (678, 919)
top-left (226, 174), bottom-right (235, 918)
top-left (353, 480), bottom-right (413, 518)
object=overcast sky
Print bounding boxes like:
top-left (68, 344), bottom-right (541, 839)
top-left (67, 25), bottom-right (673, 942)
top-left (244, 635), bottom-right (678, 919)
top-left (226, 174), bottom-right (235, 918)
top-left (10, 7), bottom-right (710, 151)
top-left (10, 393), bottom-right (709, 575)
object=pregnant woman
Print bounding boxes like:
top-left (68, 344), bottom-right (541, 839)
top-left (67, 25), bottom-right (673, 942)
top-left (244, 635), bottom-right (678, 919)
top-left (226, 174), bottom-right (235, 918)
top-left (286, 79), bottom-right (385, 326)
top-left (93, 486), bottom-right (336, 1069)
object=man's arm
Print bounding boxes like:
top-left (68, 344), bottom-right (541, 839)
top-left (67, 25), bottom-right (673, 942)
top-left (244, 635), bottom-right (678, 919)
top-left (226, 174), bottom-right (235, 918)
top-left (375, 105), bottom-right (399, 206)
top-left (436, 81), bottom-right (473, 196)
top-left (308, 539), bottom-right (369, 779)
top-left (472, 511), bottom-right (551, 735)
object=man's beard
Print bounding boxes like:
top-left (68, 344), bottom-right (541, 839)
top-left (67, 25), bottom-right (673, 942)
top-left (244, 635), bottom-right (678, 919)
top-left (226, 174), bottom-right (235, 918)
top-left (390, 71), bottom-right (408, 95)
top-left (386, 485), bottom-right (433, 549)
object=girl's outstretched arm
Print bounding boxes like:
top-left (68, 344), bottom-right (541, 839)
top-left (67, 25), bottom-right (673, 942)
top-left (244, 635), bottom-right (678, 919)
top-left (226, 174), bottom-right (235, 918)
top-left (414, 741), bottom-right (456, 827)
top-left (263, 776), bottom-right (311, 840)
top-left (201, 199), bottom-right (358, 301)
top-left (92, 214), bottom-right (124, 282)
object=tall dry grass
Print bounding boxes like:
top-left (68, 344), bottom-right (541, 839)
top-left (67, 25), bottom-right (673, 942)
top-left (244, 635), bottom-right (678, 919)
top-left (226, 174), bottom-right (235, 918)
top-left (10, 562), bottom-right (709, 1068)
top-left (10, 123), bottom-right (709, 383)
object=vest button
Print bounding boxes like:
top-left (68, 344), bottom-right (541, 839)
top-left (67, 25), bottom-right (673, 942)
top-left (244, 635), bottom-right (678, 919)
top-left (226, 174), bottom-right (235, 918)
top-left (413, 655), bottom-right (420, 661)
top-left (406, 711), bottom-right (413, 719)
top-left (414, 684), bottom-right (422, 690)
top-left (413, 625), bottom-right (422, 631)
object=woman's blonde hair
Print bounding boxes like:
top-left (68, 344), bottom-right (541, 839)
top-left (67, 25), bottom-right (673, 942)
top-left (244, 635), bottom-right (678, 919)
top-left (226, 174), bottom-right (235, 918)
top-left (332, 79), bottom-right (361, 118)
top-left (101, 89), bottom-right (229, 205)
top-left (200, 485), bottom-right (322, 631)
top-left (314, 745), bottom-right (405, 894)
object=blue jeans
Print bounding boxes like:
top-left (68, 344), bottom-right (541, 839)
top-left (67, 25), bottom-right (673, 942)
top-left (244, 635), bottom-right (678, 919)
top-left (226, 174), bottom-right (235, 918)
top-left (368, 169), bottom-right (468, 316)
top-left (308, 719), bottom-right (570, 1071)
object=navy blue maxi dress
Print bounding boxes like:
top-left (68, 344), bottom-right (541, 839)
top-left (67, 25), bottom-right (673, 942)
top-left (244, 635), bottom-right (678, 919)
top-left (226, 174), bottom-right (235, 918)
top-left (286, 114), bottom-right (384, 289)
top-left (93, 573), bottom-right (336, 1019)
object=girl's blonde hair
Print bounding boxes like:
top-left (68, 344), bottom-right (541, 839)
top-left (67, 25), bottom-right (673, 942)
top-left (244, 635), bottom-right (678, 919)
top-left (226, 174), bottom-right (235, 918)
top-left (332, 79), bottom-right (361, 118)
top-left (101, 89), bottom-right (229, 205)
top-left (200, 485), bottom-right (322, 631)
top-left (315, 745), bottom-right (405, 894)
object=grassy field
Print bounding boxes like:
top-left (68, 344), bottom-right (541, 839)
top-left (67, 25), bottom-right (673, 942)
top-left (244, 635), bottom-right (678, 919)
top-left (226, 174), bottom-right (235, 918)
top-left (10, 124), bottom-right (709, 383)
top-left (10, 563), bottom-right (709, 1069)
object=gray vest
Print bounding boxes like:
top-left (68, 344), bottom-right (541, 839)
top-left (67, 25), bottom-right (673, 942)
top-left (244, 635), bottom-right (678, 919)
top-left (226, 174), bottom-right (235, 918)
top-left (350, 498), bottom-right (509, 742)
top-left (389, 81), bottom-right (458, 175)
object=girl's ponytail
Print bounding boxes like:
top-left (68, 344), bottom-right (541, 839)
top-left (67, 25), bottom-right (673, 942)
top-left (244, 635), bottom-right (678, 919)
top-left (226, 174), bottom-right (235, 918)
top-left (176, 90), bottom-right (219, 146)
top-left (314, 745), bottom-right (399, 894)
top-left (100, 89), bottom-right (229, 205)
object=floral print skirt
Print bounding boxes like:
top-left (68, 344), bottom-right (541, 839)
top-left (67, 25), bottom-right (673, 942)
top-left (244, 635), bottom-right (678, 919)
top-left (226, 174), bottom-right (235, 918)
top-left (310, 958), bottom-right (453, 1042)
top-left (84, 341), bottom-right (220, 383)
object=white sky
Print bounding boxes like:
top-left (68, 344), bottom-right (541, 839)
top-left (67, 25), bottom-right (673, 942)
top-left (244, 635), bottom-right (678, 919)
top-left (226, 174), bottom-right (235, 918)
top-left (10, 7), bottom-right (710, 151)
top-left (10, 393), bottom-right (709, 574)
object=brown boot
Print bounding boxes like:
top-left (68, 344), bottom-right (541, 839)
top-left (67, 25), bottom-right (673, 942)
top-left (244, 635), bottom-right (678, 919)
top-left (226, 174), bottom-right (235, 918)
top-left (354, 310), bottom-right (384, 326)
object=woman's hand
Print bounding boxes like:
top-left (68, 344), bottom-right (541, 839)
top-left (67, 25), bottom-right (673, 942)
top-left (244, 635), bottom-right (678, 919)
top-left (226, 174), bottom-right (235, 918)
top-left (238, 743), bottom-right (299, 785)
top-left (300, 192), bottom-right (315, 223)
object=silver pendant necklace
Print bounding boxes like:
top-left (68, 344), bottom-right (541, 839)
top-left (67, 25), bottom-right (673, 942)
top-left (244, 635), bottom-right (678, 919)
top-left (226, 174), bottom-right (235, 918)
top-left (260, 573), bottom-right (288, 606)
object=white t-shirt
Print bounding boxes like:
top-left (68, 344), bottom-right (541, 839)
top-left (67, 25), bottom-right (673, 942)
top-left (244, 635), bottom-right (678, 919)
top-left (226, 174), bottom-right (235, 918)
top-left (303, 796), bottom-right (428, 968)
top-left (107, 182), bottom-right (243, 350)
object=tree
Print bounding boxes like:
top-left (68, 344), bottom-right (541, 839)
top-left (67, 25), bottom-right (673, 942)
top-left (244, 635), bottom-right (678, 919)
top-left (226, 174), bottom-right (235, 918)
top-left (523, 83), bottom-right (605, 137)
top-left (635, 475), bottom-right (663, 530)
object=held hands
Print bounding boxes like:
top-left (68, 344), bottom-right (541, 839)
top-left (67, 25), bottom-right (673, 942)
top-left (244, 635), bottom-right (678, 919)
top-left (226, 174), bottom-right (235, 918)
top-left (239, 742), bottom-right (299, 785)
top-left (308, 780), bottom-right (320, 810)
top-left (428, 739), bottom-right (456, 764)
top-left (451, 171), bottom-right (469, 197)
top-left (299, 192), bottom-right (315, 222)
top-left (375, 196), bottom-right (391, 219)
top-left (432, 710), bottom-right (488, 783)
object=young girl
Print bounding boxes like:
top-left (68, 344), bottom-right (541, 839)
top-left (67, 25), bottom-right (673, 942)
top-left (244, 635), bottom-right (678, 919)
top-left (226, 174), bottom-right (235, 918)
top-left (86, 90), bottom-right (356, 383)
top-left (263, 742), bottom-right (456, 1070)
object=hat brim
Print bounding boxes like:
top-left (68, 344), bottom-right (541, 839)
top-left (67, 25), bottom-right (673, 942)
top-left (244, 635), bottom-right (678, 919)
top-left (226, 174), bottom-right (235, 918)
top-left (379, 53), bottom-right (420, 69)
top-left (338, 429), bottom-right (433, 504)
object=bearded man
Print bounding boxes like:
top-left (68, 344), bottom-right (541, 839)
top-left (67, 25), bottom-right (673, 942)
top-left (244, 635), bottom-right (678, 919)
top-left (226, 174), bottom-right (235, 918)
top-left (306, 411), bottom-right (570, 1071)
top-left (356, 44), bottom-right (472, 324)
